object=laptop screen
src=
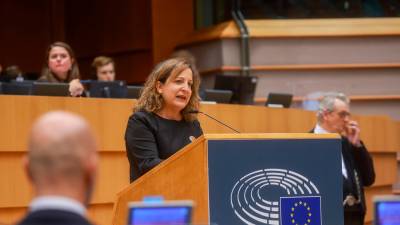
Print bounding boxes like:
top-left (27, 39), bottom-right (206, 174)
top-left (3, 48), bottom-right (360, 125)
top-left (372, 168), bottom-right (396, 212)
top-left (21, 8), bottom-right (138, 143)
top-left (127, 201), bottom-right (193, 225)
top-left (374, 195), bottom-right (400, 225)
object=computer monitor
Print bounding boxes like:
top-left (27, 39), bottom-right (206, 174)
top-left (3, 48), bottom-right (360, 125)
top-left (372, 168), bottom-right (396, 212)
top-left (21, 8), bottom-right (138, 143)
top-left (89, 80), bottom-right (127, 98)
top-left (127, 200), bottom-right (193, 225)
top-left (203, 89), bottom-right (233, 103)
top-left (265, 92), bottom-right (293, 108)
top-left (374, 195), bottom-right (400, 225)
top-left (32, 82), bottom-right (70, 96)
top-left (214, 75), bottom-right (257, 105)
top-left (126, 85), bottom-right (143, 99)
top-left (1, 82), bottom-right (33, 95)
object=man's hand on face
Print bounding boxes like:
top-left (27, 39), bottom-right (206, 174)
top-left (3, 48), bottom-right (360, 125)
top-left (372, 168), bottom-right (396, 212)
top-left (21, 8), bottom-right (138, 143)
top-left (345, 120), bottom-right (362, 147)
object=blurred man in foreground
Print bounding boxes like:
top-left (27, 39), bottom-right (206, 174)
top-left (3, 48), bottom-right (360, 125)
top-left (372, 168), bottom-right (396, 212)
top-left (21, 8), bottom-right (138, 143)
top-left (17, 111), bottom-right (98, 225)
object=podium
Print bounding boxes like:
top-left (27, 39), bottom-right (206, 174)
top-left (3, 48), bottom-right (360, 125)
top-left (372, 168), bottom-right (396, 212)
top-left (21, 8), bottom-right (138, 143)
top-left (112, 133), bottom-right (343, 225)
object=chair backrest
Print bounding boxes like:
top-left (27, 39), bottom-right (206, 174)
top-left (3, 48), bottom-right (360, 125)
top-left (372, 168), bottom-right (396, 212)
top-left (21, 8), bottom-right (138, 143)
top-left (265, 92), bottom-right (293, 108)
top-left (203, 89), bottom-right (233, 103)
top-left (89, 80), bottom-right (127, 98)
top-left (0, 81), bottom-right (33, 95)
top-left (32, 82), bottom-right (70, 96)
top-left (126, 85), bottom-right (143, 99)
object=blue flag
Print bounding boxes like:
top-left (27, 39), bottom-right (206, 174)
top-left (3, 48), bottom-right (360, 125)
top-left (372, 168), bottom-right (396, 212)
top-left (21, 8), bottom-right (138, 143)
top-left (280, 196), bottom-right (322, 225)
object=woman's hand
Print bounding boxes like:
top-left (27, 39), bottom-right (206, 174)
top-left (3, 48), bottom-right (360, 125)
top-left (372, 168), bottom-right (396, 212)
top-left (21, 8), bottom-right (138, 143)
top-left (69, 79), bottom-right (84, 97)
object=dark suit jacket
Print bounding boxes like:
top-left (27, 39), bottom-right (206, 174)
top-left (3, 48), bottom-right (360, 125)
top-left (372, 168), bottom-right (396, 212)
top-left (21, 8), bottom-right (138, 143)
top-left (341, 138), bottom-right (375, 212)
top-left (311, 129), bottom-right (375, 222)
top-left (17, 209), bottom-right (93, 225)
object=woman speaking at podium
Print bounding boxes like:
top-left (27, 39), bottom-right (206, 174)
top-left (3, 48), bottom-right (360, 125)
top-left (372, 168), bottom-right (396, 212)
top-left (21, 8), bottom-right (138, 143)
top-left (125, 57), bottom-right (203, 182)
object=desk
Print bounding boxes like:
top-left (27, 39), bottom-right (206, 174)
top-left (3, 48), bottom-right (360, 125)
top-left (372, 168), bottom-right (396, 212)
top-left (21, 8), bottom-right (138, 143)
top-left (0, 95), bottom-right (398, 225)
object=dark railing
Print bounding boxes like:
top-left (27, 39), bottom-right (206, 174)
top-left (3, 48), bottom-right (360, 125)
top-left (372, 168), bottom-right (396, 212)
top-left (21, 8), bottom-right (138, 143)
top-left (231, 0), bottom-right (250, 77)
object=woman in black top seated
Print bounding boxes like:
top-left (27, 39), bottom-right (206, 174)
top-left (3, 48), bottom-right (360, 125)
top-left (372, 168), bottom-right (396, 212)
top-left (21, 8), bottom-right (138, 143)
top-left (125, 57), bottom-right (203, 182)
top-left (38, 42), bottom-right (84, 96)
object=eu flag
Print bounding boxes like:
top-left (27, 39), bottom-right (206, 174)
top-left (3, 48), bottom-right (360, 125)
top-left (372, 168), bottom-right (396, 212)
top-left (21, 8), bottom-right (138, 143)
top-left (280, 196), bottom-right (322, 225)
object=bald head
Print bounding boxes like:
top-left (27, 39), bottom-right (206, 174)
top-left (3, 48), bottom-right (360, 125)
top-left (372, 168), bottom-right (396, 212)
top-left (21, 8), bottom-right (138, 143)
top-left (27, 111), bottom-right (98, 198)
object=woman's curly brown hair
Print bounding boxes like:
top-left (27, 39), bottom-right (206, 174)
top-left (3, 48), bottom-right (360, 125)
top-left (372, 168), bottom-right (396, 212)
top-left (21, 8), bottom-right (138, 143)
top-left (135, 57), bottom-right (200, 121)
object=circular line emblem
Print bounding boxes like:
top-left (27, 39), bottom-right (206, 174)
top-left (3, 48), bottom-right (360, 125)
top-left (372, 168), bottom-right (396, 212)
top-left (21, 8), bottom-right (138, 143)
top-left (230, 168), bottom-right (320, 225)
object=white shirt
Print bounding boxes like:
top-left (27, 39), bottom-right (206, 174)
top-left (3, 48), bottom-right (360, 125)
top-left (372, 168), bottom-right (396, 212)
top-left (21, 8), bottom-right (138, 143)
top-left (29, 195), bottom-right (86, 216)
top-left (314, 124), bottom-right (348, 179)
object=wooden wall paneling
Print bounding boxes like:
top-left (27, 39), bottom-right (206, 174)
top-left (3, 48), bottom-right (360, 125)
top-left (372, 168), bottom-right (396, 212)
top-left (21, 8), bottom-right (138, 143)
top-left (65, 0), bottom-right (152, 56)
top-left (354, 115), bottom-right (379, 152)
top-left (199, 104), bottom-right (241, 133)
top-left (113, 139), bottom-right (209, 225)
top-left (383, 117), bottom-right (400, 152)
top-left (93, 152), bottom-right (130, 203)
top-left (65, 0), bottom-right (153, 83)
top-left (240, 105), bottom-right (275, 133)
top-left (87, 203), bottom-right (114, 225)
top-left (395, 122), bottom-right (400, 151)
top-left (286, 108), bottom-right (316, 132)
top-left (62, 98), bottom-right (132, 150)
top-left (0, 206), bottom-right (26, 224)
top-left (0, 152), bottom-right (32, 208)
top-left (151, 0), bottom-right (194, 63)
top-left (364, 185), bottom-right (394, 223)
top-left (49, 0), bottom-right (66, 42)
top-left (0, 0), bottom-right (53, 74)
top-left (371, 153), bottom-right (398, 186)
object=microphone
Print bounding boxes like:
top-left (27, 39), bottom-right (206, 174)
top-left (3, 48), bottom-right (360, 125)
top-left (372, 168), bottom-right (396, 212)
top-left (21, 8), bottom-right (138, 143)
top-left (188, 110), bottom-right (240, 133)
top-left (102, 86), bottom-right (111, 98)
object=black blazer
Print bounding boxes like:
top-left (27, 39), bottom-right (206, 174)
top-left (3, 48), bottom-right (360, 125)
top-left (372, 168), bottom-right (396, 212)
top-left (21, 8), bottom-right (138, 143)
top-left (17, 209), bottom-right (93, 225)
top-left (310, 129), bottom-right (375, 215)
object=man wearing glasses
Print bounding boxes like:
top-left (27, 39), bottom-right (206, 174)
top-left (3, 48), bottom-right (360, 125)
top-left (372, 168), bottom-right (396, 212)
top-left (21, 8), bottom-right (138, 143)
top-left (312, 92), bottom-right (375, 225)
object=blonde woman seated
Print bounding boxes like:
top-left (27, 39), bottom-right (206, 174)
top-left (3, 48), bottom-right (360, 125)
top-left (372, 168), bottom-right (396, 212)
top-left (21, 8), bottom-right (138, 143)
top-left (125, 58), bottom-right (203, 182)
top-left (38, 42), bottom-right (84, 97)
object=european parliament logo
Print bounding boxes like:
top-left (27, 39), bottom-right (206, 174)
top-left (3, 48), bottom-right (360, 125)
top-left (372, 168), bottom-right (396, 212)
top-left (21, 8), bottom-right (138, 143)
top-left (280, 196), bottom-right (321, 225)
top-left (230, 168), bottom-right (322, 225)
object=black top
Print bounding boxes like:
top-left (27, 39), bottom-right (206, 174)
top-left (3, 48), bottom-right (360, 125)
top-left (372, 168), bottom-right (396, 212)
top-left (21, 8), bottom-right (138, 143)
top-left (125, 110), bottom-right (203, 182)
top-left (17, 209), bottom-right (92, 225)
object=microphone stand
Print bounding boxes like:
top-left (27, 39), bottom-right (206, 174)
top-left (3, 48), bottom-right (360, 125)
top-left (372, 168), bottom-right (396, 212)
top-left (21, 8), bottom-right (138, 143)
top-left (189, 110), bottom-right (241, 133)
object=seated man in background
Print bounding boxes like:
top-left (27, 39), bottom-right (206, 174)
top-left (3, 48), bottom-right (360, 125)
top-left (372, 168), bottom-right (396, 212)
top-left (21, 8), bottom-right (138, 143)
top-left (312, 92), bottom-right (375, 225)
top-left (17, 111), bottom-right (98, 225)
top-left (92, 56), bottom-right (116, 81)
top-left (0, 65), bottom-right (24, 82)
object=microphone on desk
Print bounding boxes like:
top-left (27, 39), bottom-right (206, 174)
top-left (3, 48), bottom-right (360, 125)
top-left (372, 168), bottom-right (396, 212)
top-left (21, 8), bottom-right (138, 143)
top-left (102, 86), bottom-right (111, 98)
top-left (187, 110), bottom-right (240, 133)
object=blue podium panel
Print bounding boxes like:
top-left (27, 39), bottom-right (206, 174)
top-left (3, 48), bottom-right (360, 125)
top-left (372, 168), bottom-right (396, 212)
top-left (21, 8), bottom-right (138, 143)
top-left (207, 138), bottom-right (342, 225)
